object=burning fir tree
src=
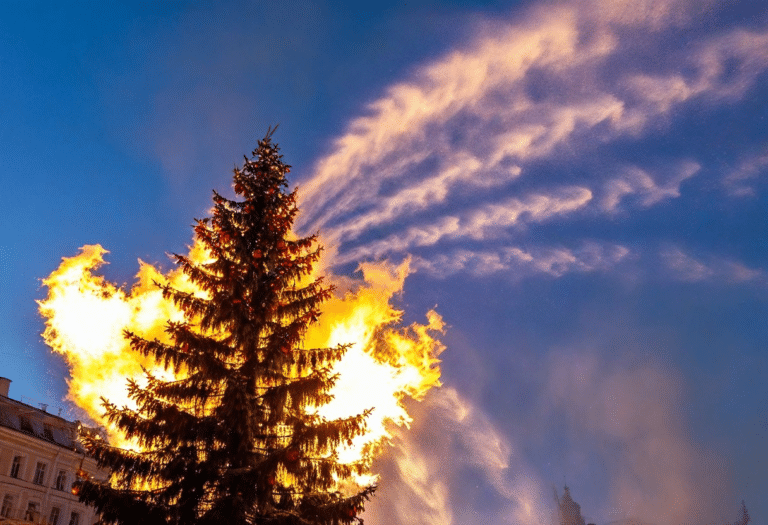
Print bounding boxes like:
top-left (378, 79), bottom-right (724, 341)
top-left (76, 130), bottom-right (375, 524)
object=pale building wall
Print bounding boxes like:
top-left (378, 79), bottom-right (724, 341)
top-left (0, 389), bottom-right (107, 525)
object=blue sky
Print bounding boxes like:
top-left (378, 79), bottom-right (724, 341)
top-left (1, 1), bottom-right (767, 524)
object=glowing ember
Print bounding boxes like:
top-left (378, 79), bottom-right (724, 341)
top-left (38, 240), bottom-right (444, 480)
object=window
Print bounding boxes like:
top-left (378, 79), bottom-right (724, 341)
top-left (1, 495), bottom-right (13, 518)
top-left (24, 501), bottom-right (38, 522)
top-left (55, 469), bottom-right (67, 490)
top-left (19, 416), bottom-right (33, 434)
top-left (68, 511), bottom-right (80, 525)
top-left (43, 425), bottom-right (54, 441)
top-left (10, 456), bottom-right (22, 478)
top-left (33, 462), bottom-right (47, 485)
top-left (49, 507), bottom-right (61, 525)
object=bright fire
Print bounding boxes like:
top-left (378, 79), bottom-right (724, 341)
top-left (38, 239), bottom-right (444, 485)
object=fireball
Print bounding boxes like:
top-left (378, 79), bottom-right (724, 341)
top-left (38, 239), bottom-right (444, 483)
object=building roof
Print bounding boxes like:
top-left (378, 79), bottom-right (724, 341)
top-left (0, 394), bottom-right (87, 452)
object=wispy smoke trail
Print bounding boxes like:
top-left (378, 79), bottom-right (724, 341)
top-left (366, 387), bottom-right (554, 525)
top-left (543, 351), bottom-right (733, 525)
top-left (364, 349), bottom-right (733, 525)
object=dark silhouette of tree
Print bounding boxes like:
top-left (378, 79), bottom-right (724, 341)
top-left (726, 501), bottom-right (750, 525)
top-left (76, 130), bottom-right (374, 525)
top-left (554, 485), bottom-right (586, 525)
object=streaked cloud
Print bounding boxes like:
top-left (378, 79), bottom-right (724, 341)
top-left (723, 149), bottom-right (768, 197)
top-left (327, 152), bottom-right (520, 245)
top-left (334, 187), bottom-right (593, 265)
top-left (583, 0), bottom-right (717, 29)
top-left (296, 0), bottom-right (768, 284)
top-left (413, 242), bottom-right (630, 279)
top-left (601, 162), bottom-right (699, 212)
top-left (661, 246), bottom-right (766, 284)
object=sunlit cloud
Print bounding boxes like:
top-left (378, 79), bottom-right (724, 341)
top-left (335, 187), bottom-right (593, 265)
top-left (600, 161), bottom-right (699, 212)
top-left (296, 0), bottom-right (768, 284)
top-left (38, 244), bottom-right (446, 482)
top-left (661, 246), bottom-right (766, 284)
top-left (722, 149), bottom-right (768, 198)
top-left (292, 4), bottom-right (767, 518)
top-left (326, 152), bottom-right (520, 245)
top-left (413, 242), bottom-right (630, 279)
top-left (582, 0), bottom-right (717, 29)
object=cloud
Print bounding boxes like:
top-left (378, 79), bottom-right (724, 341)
top-left (297, 6), bottom-right (602, 234)
top-left (581, 0), bottom-right (717, 29)
top-left (334, 187), bottom-right (593, 265)
top-left (412, 242), bottom-right (630, 279)
top-left (616, 28), bottom-right (768, 123)
top-left (722, 149), bottom-right (768, 197)
top-left (295, 0), bottom-right (768, 283)
top-left (326, 152), bottom-right (521, 245)
top-left (601, 162), bottom-right (700, 212)
top-left (661, 247), bottom-right (766, 284)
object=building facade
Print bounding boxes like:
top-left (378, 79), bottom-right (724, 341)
top-left (0, 378), bottom-right (105, 525)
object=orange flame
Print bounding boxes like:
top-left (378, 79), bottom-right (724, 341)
top-left (38, 240), bottom-right (444, 482)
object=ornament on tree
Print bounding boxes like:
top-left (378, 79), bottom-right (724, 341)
top-left (285, 447), bottom-right (300, 463)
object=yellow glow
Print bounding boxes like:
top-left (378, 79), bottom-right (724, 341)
top-left (38, 240), bottom-right (443, 483)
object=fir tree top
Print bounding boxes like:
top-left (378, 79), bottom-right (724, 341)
top-left (77, 131), bottom-right (375, 525)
